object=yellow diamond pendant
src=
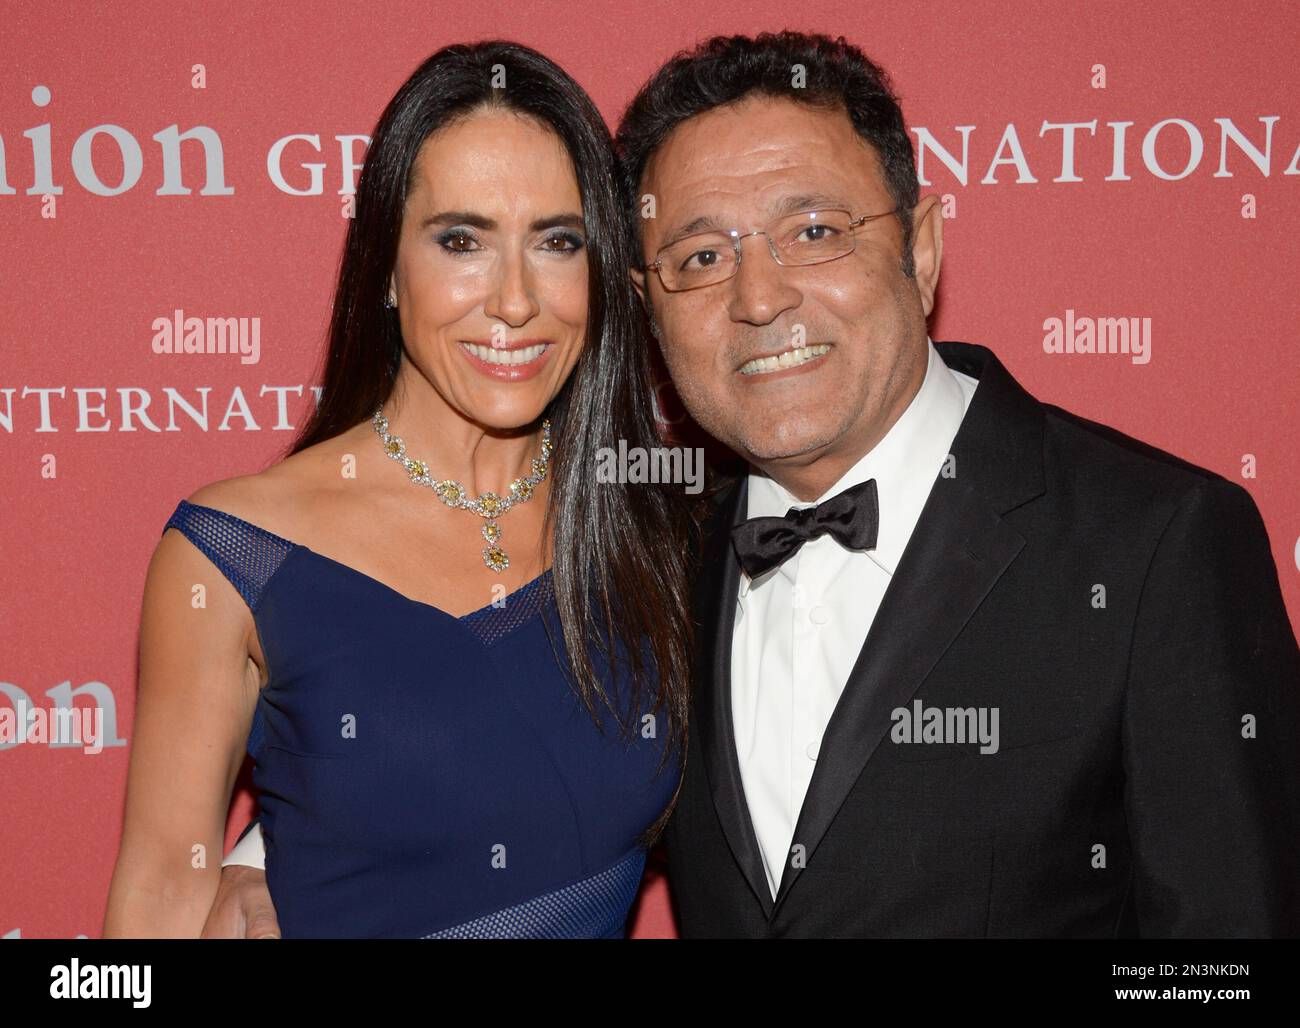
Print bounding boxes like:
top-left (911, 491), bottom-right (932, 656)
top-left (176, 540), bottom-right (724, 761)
top-left (482, 519), bottom-right (507, 570)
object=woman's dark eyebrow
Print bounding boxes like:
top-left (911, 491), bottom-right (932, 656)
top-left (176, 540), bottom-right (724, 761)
top-left (418, 211), bottom-right (585, 232)
top-left (532, 213), bottom-right (586, 232)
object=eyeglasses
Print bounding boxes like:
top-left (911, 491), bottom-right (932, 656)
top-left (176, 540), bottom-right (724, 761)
top-left (645, 206), bottom-right (899, 292)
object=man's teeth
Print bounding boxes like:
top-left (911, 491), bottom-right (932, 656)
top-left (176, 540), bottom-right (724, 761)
top-left (738, 344), bottom-right (831, 376)
top-left (462, 342), bottom-right (549, 366)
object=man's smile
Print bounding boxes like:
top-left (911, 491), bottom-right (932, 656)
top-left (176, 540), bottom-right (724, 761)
top-left (737, 342), bottom-right (833, 377)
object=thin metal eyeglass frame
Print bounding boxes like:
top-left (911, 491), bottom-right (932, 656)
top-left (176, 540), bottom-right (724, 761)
top-left (645, 206), bottom-right (900, 292)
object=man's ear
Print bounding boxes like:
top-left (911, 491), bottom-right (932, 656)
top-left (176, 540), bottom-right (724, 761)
top-left (909, 194), bottom-right (944, 318)
top-left (629, 265), bottom-right (647, 305)
top-left (628, 265), bottom-right (663, 342)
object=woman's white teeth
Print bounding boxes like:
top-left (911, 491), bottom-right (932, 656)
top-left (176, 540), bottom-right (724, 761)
top-left (739, 343), bottom-right (831, 376)
top-left (463, 343), bottom-right (548, 366)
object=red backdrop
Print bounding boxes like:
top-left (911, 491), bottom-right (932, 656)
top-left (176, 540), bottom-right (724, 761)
top-left (2, 0), bottom-right (1297, 939)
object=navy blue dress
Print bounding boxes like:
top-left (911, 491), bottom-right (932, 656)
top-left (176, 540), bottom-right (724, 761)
top-left (162, 500), bottom-right (679, 938)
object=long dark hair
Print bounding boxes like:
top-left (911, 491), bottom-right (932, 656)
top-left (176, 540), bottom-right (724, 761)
top-left (288, 41), bottom-right (691, 844)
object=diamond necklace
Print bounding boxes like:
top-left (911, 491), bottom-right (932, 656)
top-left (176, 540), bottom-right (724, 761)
top-left (371, 407), bottom-right (552, 573)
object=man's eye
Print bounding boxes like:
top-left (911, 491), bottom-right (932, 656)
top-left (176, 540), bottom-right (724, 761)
top-left (797, 224), bottom-right (837, 243)
top-left (679, 249), bottom-right (721, 271)
top-left (437, 229), bottom-right (479, 253)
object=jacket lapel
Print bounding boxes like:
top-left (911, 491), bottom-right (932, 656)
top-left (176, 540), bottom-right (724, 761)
top-left (691, 471), bottom-right (777, 916)
top-left (768, 341), bottom-right (1047, 914)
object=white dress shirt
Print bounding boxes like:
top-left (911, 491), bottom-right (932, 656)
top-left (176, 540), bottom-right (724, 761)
top-left (223, 820), bottom-right (265, 869)
top-left (731, 337), bottom-right (978, 899)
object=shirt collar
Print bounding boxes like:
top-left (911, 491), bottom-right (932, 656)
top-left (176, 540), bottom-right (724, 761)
top-left (739, 336), bottom-right (970, 596)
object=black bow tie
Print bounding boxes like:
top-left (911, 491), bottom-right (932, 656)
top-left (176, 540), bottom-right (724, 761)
top-left (731, 478), bottom-right (880, 579)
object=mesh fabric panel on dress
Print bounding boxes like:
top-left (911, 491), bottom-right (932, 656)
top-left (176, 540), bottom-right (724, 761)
top-left (460, 570), bottom-right (556, 647)
top-left (422, 846), bottom-right (646, 939)
top-left (162, 500), bottom-right (298, 613)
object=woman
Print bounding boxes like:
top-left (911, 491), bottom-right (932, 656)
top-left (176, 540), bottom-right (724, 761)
top-left (103, 40), bottom-right (693, 938)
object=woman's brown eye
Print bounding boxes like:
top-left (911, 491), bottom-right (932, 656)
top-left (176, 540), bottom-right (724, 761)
top-left (437, 229), bottom-right (477, 253)
top-left (543, 231), bottom-right (585, 253)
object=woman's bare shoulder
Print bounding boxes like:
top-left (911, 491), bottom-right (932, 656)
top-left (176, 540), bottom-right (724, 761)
top-left (183, 430), bottom-right (361, 540)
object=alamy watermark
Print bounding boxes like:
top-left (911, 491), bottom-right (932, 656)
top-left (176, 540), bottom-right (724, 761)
top-left (891, 699), bottom-right (1000, 754)
top-left (595, 439), bottom-right (704, 494)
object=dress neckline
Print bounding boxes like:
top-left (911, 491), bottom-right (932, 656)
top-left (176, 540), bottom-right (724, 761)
top-left (175, 498), bottom-right (552, 623)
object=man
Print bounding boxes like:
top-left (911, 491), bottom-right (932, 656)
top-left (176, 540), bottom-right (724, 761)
top-left (208, 31), bottom-right (1300, 937)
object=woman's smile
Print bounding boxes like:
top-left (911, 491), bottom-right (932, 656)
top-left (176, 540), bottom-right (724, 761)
top-left (457, 338), bottom-right (555, 380)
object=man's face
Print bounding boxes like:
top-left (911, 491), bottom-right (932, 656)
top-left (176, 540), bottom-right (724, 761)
top-left (631, 95), bottom-right (942, 483)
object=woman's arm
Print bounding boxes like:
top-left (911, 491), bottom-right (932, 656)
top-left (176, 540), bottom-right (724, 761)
top-left (102, 522), bottom-right (260, 937)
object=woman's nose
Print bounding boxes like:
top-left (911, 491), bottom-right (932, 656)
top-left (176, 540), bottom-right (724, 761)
top-left (483, 251), bottom-right (540, 327)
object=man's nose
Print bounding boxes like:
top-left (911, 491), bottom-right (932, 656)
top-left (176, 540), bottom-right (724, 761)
top-left (725, 232), bottom-right (802, 327)
top-left (484, 251), bottom-right (540, 327)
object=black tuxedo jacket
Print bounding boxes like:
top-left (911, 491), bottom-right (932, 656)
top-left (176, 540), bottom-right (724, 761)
top-left (664, 340), bottom-right (1300, 937)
